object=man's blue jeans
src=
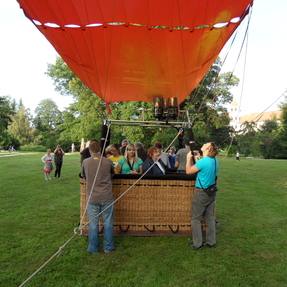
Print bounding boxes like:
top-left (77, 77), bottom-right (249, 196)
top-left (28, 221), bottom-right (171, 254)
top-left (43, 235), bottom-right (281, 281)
top-left (87, 202), bottom-right (114, 253)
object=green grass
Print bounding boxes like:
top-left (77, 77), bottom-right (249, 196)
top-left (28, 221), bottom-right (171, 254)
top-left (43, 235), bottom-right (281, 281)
top-left (0, 154), bottom-right (286, 287)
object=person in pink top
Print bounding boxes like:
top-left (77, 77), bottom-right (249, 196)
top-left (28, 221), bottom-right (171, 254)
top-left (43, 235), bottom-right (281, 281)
top-left (41, 149), bottom-right (54, 180)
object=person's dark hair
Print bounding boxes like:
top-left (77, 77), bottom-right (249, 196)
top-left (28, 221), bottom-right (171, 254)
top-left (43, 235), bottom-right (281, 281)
top-left (135, 142), bottom-right (147, 161)
top-left (208, 142), bottom-right (218, 157)
top-left (154, 142), bottom-right (162, 149)
top-left (89, 140), bottom-right (100, 154)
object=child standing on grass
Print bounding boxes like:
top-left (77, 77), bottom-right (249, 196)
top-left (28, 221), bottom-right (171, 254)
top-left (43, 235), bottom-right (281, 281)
top-left (41, 149), bottom-right (54, 180)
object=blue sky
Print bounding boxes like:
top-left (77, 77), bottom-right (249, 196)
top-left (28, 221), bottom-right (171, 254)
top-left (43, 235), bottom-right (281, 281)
top-left (0, 0), bottom-right (286, 115)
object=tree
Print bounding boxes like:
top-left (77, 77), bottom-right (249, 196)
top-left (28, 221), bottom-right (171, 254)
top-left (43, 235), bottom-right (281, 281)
top-left (33, 99), bottom-right (63, 147)
top-left (8, 103), bottom-right (33, 145)
top-left (0, 96), bottom-right (15, 147)
top-left (258, 120), bottom-right (279, 159)
top-left (181, 60), bottom-right (239, 147)
top-left (236, 121), bottom-right (261, 157)
top-left (273, 97), bottom-right (287, 158)
top-left (47, 59), bottom-right (107, 143)
top-left (47, 57), bottom-right (239, 148)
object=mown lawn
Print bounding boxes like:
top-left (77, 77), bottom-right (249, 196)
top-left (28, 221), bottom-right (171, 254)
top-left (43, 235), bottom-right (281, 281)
top-left (0, 153), bottom-right (286, 287)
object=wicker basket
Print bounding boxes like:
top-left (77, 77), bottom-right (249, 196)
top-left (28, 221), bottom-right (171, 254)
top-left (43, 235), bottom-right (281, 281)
top-left (80, 177), bottom-right (195, 236)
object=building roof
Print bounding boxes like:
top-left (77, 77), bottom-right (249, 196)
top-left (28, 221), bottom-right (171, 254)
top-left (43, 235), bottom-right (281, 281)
top-left (240, 111), bottom-right (282, 124)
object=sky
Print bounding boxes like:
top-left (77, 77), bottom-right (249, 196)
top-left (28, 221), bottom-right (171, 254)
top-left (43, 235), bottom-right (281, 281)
top-left (0, 0), bottom-right (287, 116)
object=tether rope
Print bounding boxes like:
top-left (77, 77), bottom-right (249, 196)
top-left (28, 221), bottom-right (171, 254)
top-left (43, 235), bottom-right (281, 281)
top-left (18, 126), bottom-right (183, 287)
top-left (18, 124), bottom-right (112, 287)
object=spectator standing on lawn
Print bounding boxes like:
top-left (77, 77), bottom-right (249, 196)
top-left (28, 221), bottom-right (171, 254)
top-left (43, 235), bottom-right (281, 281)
top-left (186, 142), bottom-right (219, 250)
top-left (81, 140), bottom-right (115, 254)
top-left (54, 145), bottom-right (65, 178)
top-left (236, 151), bottom-right (240, 161)
top-left (41, 149), bottom-right (54, 181)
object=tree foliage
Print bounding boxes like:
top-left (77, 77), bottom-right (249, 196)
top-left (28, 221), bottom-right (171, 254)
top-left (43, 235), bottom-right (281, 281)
top-left (0, 96), bottom-right (15, 147)
top-left (33, 99), bottom-right (63, 148)
top-left (182, 60), bottom-right (239, 146)
top-left (8, 103), bottom-right (33, 145)
top-left (47, 57), bottom-right (238, 149)
top-left (233, 97), bottom-right (287, 159)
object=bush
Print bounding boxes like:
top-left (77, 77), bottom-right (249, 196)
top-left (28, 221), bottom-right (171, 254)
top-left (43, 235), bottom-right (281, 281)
top-left (20, 144), bottom-right (47, 152)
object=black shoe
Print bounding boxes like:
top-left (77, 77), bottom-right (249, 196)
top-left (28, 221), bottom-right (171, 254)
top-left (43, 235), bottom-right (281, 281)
top-left (204, 243), bottom-right (216, 248)
top-left (192, 245), bottom-right (203, 250)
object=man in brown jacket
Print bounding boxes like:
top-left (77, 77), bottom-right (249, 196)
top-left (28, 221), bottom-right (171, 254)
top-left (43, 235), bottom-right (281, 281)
top-left (81, 140), bottom-right (114, 254)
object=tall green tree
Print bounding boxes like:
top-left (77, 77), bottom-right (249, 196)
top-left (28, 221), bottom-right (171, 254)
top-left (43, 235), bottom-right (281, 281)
top-left (33, 99), bottom-right (63, 148)
top-left (0, 96), bottom-right (15, 147)
top-left (236, 121), bottom-right (261, 157)
top-left (182, 60), bottom-right (239, 146)
top-left (274, 98), bottom-right (287, 158)
top-left (47, 57), bottom-right (238, 148)
top-left (258, 120), bottom-right (279, 159)
top-left (8, 103), bottom-right (33, 145)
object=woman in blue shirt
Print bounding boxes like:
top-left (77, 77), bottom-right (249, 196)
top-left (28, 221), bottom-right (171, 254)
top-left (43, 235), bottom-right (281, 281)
top-left (186, 142), bottom-right (219, 250)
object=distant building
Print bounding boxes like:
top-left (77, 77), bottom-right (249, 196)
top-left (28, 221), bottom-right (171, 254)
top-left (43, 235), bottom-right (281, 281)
top-left (239, 110), bottom-right (282, 130)
top-left (227, 99), bottom-right (241, 131)
top-left (228, 99), bottom-right (282, 132)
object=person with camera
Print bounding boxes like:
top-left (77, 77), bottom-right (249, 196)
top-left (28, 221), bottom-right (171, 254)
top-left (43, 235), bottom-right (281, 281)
top-left (186, 142), bottom-right (219, 250)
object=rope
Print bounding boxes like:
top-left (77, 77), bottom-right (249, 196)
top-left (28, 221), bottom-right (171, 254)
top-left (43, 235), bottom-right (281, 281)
top-left (18, 234), bottom-right (77, 287)
top-left (18, 127), bottom-right (183, 287)
top-left (18, 124), bottom-right (111, 287)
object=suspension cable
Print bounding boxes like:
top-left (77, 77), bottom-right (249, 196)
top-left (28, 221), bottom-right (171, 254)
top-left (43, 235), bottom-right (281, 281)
top-left (191, 6), bottom-right (252, 127)
top-left (253, 90), bottom-right (286, 123)
top-left (225, 9), bottom-right (252, 156)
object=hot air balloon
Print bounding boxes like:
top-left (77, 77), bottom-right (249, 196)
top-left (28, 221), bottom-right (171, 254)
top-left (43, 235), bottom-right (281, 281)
top-left (17, 0), bottom-right (253, 106)
top-left (14, 5), bottom-right (256, 286)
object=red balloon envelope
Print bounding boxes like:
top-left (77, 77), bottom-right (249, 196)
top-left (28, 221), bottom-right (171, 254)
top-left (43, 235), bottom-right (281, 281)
top-left (18, 0), bottom-right (253, 104)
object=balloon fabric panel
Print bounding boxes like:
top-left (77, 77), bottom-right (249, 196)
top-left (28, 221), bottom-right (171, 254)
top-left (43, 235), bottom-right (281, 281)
top-left (17, 0), bottom-right (253, 103)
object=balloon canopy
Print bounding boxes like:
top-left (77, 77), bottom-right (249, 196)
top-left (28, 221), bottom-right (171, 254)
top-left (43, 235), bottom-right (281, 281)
top-left (18, 0), bottom-right (253, 104)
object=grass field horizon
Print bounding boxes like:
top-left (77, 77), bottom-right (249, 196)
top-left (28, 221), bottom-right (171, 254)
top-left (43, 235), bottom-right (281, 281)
top-left (0, 153), bottom-right (286, 286)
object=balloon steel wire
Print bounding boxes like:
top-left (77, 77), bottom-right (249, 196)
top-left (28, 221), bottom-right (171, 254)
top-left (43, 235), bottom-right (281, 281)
top-left (189, 31), bottom-right (239, 126)
top-left (226, 8), bottom-right (252, 155)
